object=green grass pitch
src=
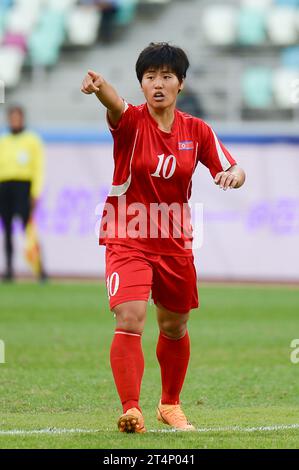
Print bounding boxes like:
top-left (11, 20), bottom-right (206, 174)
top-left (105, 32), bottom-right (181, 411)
top-left (0, 281), bottom-right (299, 449)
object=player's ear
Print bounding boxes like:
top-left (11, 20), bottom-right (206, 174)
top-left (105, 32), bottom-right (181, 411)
top-left (178, 79), bottom-right (185, 94)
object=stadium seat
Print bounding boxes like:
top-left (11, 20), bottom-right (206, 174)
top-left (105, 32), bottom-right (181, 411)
top-left (273, 68), bottom-right (299, 107)
top-left (47, 0), bottom-right (78, 11)
top-left (28, 30), bottom-right (60, 66)
top-left (14, 0), bottom-right (40, 4)
top-left (202, 6), bottom-right (238, 46)
top-left (14, 0), bottom-right (42, 10)
top-left (6, 4), bottom-right (40, 36)
top-left (3, 32), bottom-right (27, 54)
top-left (140, 0), bottom-right (171, 3)
top-left (38, 10), bottom-right (66, 44)
top-left (138, 0), bottom-right (171, 3)
top-left (241, 0), bottom-right (273, 8)
top-left (0, 46), bottom-right (25, 87)
top-left (66, 7), bottom-right (101, 46)
top-left (238, 8), bottom-right (267, 45)
top-left (242, 67), bottom-right (273, 108)
top-left (28, 9), bottom-right (66, 67)
top-left (281, 46), bottom-right (299, 68)
top-left (274, 0), bottom-right (299, 6)
top-left (0, 8), bottom-right (8, 42)
top-left (0, 0), bottom-right (13, 7)
top-left (267, 7), bottom-right (298, 45)
top-left (116, 0), bottom-right (138, 26)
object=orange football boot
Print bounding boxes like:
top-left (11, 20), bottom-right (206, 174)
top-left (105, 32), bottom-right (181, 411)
top-left (117, 407), bottom-right (146, 433)
top-left (157, 400), bottom-right (195, 431)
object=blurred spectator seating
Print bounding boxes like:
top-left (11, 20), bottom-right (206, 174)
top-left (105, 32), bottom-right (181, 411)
top-left (202, 0), bottom-right (299, 47)
top-left (67, 5), bottom-right (101, 46)
top-left (241, 0), bottom-right (273, 7)
top-left (201, 0), bottom-right (299, 118)
top-left (242, 67), bottom-right (273, 108)
top-left (0, 0), bottom-right (152, 87)
top-left (28, 9), bottom-right (66, 66)
top-left (0, 45), bottom-right (24, 87)
top-left (281, 46), bottom-right (299, 68)
top-left (202, 5), bottom-right (238, 46)
top-left (273, 68), bottom-right (299, 107)
top-left (6, 1), bottom-right (41, 37)
top-left (116, 0), bottom-right (138, 27)
top-left (267, 6), bottom-right (298, 45)
top-left (274, 0), bottom-right (299, 6)
top-left (242, 65), bottom-right (299, 111)
top-left (237, 7), bottom-right (267, 45)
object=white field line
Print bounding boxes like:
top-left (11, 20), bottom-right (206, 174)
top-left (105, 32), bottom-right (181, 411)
top-left (0, 424), bottom-right (299, 436)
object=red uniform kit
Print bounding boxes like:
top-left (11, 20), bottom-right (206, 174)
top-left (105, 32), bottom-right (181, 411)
top-left (101, 103), bottom-right (236, 312)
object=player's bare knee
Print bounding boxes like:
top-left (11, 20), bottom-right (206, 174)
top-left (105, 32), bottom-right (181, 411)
top-left (159, 320), bottom-right (187, 339)
top-left (114, 307), bottom-right (146, 334)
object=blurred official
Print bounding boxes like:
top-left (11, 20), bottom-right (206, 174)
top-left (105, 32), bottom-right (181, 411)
top-left (0, 106), bottom-right (46, 281)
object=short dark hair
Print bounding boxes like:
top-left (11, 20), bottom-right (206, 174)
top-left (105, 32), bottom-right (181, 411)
top-left (136, 42), bottom-right (190, 83)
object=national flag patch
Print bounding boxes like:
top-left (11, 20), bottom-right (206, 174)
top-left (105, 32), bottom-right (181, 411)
top-left (178, 141), bottom-right (194, 150)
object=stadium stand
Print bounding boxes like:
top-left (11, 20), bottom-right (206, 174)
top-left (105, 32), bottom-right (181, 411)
top-left (0, 0), bottom-right (298, 124)
top-left (281, 46), bottom-right (299, 68)
top-left (237, 6), bottom-right (267, 46)
top-left (199, 0), bottom-right (299, 120)
top-left (267, 6), bottom-right (298, 45)
top-left (273, 67), bottom-right (299, 107)
top-left (0, 44), bottom-right (24, 87)
top-left (201, 5), bottom-right (238, 46)
top-left (242, 67), bottom-right (273, 109)
top-left (66, 6), bottom-right (101, 46)
top-left (0, 0), bottom-right (143, 79)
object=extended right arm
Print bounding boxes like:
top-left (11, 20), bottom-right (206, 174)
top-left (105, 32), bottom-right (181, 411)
top-left (81, 70), bottom-right (124, 127)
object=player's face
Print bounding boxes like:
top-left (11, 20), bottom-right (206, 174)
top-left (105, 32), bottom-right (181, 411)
top-left (141, 68), bottom-right (184, 110)
top-left (8, 110), bottom-right (24, 132)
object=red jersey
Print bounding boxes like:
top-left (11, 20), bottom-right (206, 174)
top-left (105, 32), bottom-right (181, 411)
top-left (99, 102), bottom-right (236, 256)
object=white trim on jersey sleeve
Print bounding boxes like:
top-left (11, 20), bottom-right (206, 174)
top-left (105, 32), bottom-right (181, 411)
top-left (108, 174), bottom-right (132, 197)
top-left (211, 128), bottom-right (232, 171)
top-left (186, 142), bottom-right (199, 201)
top-left (106, 100), bottom-right (129, 131)
top-left (108, 129), bottom-right (139, 197)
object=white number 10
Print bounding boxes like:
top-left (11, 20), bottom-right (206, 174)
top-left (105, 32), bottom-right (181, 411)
top-left (106, 272), bottom-right (119, 298)
top-left (151, 154), bottom-right (176, 179)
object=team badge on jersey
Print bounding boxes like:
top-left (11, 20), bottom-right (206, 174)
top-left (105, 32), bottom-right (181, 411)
top-left (178, 141), bottom-right (194, 151)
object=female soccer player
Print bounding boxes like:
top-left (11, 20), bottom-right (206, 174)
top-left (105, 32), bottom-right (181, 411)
top-left (81, 42), bottom-right (245, 433)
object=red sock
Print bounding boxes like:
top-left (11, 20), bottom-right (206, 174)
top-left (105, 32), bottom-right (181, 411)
top-left (156, 331), bottom-right (190, 405)
top-left (110, 329), bottom-right (144, 413)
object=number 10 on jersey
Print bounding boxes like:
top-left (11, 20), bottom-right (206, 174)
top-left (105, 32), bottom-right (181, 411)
top-left (151, 154), bottom-right (176, 179)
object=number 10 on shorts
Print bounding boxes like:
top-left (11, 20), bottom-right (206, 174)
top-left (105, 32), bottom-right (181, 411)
top-left (106, 272), bottom-right (120, 299)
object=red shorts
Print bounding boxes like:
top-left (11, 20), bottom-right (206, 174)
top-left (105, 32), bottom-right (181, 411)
top-left (105, 243), bottom-right (199, 314)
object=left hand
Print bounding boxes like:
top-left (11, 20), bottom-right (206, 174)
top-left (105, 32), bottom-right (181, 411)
top-left (214, 171), bottom-right (239, 190)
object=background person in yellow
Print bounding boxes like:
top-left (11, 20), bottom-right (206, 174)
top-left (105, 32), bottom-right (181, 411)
top-left (0, 105), bottom-right (47, 282)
